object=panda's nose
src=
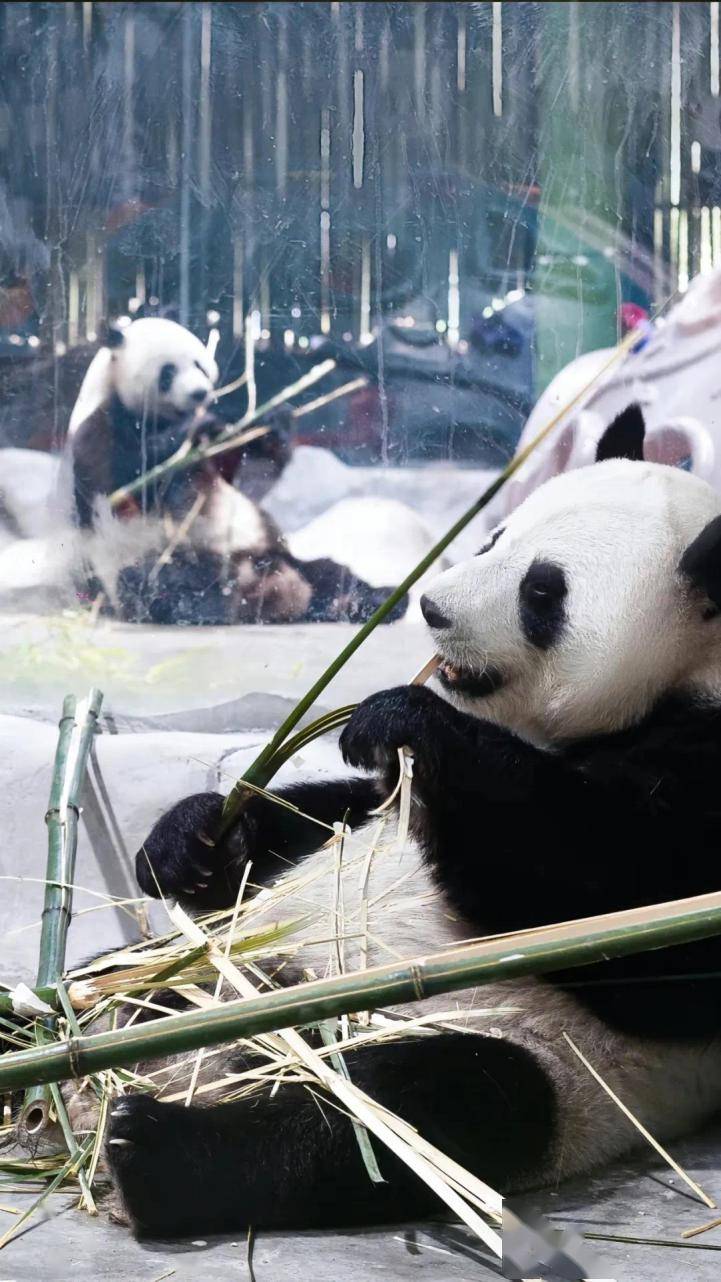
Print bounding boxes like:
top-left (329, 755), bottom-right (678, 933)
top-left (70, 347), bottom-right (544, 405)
top-left (190, 388), bottom-right (209, 404)
top-left (420, 595), bottom-right (452, 629)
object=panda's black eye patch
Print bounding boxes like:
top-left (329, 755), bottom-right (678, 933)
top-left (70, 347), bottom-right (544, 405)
top-left (158, 363), bottom-right (177, 394)
top-left (476, 526), bottom-right (505, 556)
top-left (519, 559), bottom-right (567, 650)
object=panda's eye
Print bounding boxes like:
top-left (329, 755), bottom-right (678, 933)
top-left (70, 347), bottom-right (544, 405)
top-left (158, 363), bottom-right (176, 394)
top-left (519, 559), bottom-right (567, 649)
top-left (476, 526), bottom-right (505, 556)
top-left (194, 359), bottom-right (210, 379)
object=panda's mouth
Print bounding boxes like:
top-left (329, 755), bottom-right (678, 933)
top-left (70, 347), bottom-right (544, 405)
top-left (436, 660), bottom-right (504, 699)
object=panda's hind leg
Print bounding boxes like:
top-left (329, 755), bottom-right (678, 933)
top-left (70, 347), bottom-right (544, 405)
top-left (106, 1032), bottom-right (557, 1236)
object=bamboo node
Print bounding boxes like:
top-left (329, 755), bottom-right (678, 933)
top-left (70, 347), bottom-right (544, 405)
top-left (409, 964), bottom-right (426, 1002)
top-left (44, 804), bottom-right (80, 823)
top-left (68, 1036), bottom-right (83, 1081)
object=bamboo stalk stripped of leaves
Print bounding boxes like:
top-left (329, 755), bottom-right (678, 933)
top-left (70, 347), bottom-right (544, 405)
top-left (4, 888), bottom-right (721, 1092)
top-left (20, 690), bottom-right (103, 1137)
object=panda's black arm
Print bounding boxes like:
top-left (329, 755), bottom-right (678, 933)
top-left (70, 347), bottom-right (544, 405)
top-left (71, 409), bottom-right (114, 527)
top-left (340, 685), bottom-right (721, 940)
top-left (340, 684), bottom-right (549, 802)
top-left (135, 776), bottom-right (379, 910)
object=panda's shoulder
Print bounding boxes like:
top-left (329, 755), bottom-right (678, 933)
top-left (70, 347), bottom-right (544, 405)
top-left (565, 694), bottom-right (721, 793)
top-left (71, 404), bottom-right (114, 459)
top-left (105, 390), bottom-right (140, 430)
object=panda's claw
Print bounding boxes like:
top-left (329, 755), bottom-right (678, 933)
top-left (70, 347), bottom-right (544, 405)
top-left (111, 1099), bottom-right (136, 1118)
top-left (135, 792), bottom-right (254, 907)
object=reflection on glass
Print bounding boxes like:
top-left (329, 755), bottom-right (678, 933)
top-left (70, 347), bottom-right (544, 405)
top-left (0, 2), bottom-right (714, 648)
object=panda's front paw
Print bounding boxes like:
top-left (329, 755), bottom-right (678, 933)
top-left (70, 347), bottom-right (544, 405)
top-left (340, 685), bottom-right (443, 773)
top-left (136, 792), bottom-right (253, 909)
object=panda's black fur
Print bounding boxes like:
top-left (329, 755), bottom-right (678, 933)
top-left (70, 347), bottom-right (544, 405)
top-left (115, 531), bottom-right (408, 627)
top-left (70, 405), bottom-right (721, 1237)
top-left (71, 391), bottom-right (201, 528)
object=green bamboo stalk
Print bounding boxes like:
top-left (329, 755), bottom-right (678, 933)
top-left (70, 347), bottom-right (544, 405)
top-left (3, 890), bottom-right (721, 1092)
top-left (109, 358), bottom-right (336, 509)
top-left (219, 326), bottom-right (642, 831)
top-left (20, 690), bottom-right (103, 1136)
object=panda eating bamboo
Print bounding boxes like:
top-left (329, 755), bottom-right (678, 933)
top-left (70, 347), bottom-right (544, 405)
top-left (69, 404), bottom-right (721, 1236)
top-left (66, 316), bottom-right (404, 625)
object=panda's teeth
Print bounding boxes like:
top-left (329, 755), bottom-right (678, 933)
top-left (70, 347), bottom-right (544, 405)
top-left (439, 660), bottom-right (462, 683)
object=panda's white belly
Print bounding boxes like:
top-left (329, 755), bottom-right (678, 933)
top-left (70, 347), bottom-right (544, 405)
top-left (241, 818), bottom-right (721, 1183)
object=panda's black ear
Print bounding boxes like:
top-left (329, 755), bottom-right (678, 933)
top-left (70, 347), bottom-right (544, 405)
top-left (679, 515), bottom-right (721, 613)
top-left (101, 321), bottom-right (126, 350)
top-left (595, 403), bottom-right (645, 463)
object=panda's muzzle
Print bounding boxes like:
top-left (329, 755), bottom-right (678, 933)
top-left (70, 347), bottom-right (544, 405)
top-left (436, 660), bottom-right (504, 699)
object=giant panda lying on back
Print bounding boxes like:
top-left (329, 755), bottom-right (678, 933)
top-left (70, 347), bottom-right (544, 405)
top-left (68, 317), bottom-right (403, 625)
top-left (85, 405), bottom-right (721, 1236)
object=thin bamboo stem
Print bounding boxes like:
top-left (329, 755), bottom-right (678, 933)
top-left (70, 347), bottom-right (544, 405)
top-left (4, 887), bottom-right (721, 1091)
top-left (220, 326), bottom-right (641, 829)
top-left (20, 691), bottom-right (103, 1136)
top-left (562, 1032), bottom-right (715, 1209)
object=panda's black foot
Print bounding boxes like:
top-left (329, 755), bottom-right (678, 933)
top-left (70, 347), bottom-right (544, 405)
top-left (107, 1094), bottom-right (216, 1237)
top-left (135, 791), bottom-right (254, 910)
top-left (340, 685), bottom-right (448, 774)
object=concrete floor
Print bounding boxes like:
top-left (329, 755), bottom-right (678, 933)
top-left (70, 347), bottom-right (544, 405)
top-left (3, 611), bottom-right (721, 1280)
top-left (5, 1128), bottom-right (721, 1280)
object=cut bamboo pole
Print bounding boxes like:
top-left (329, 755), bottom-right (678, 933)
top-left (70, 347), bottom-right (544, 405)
top-left (19, 690), bottom-right (103, 1136)
top-left (4, 887), bottom-right (721, 1091)
top-left (0, 985), bottom-right (57, 1015)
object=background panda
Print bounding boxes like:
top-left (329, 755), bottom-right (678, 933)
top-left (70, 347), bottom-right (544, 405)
top-left (72, 404), bottom-right (721, 1237)
top-left (68, 316), bottom-right (220, 527)
top-left (64, 317), bottom-right (404, 625)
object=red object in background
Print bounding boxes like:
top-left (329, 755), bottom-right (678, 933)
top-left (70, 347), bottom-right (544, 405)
top-left (619, 302), bottom-right (650, 334)
top-left (112, 495), bottom-right (142, 521)
top-left (295, 382), bottom-right (385, 453)
top-left (105, 199), bottom-right (154, 236)
top-left (0, 280), bottom-right (35, 330)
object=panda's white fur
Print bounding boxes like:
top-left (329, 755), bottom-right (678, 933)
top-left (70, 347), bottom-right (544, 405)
top-left (68, 317), bottom-right (218, 436)
top-left (287, 495), bottom-right (446, 622)
top-left (429, 459), bottom-right (721, 743)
